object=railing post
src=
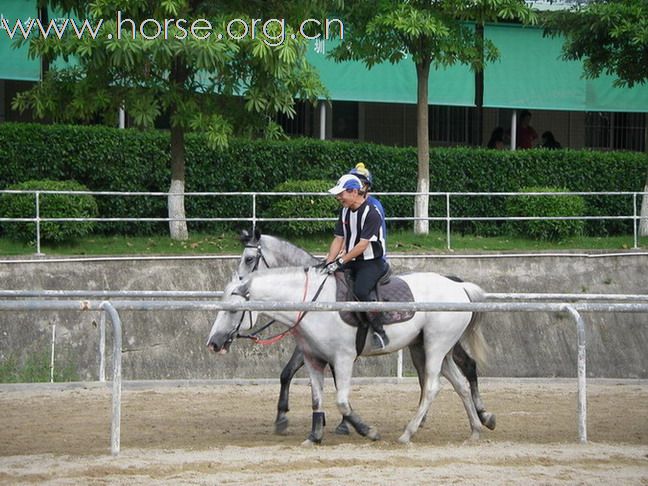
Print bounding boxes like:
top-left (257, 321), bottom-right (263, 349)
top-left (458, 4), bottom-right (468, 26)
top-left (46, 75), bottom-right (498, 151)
top-left (35, 191), bottom-right (43, 256)
top-left (99, 310), bottom-right (106, 382)
top-left (49, 322), bottom-right (56, 383)
top-left (563, 304), bottom-right (587, 444)
top-left (100, 301), bottom-right (122, 456)
top-left (446, 193), bottom-right (451, 250)
top-left (252, 193), bottom-right (257, 233)
top-left (633, 192), bottom-right (638, 249)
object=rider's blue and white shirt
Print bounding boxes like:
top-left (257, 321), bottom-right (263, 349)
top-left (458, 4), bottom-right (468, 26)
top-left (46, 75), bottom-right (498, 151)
top-left (334, 199), bottom-right (385, 261)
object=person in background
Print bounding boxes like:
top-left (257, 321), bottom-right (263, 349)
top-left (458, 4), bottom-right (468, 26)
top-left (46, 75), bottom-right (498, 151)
top-left (487, 127), bottom-right (506, 149)
top-left (541, 131), bottom-right (562, 149)
top-left (325, 174), bottom-right (390, 349)
top-left (516, 110), bottom-right (538, 149)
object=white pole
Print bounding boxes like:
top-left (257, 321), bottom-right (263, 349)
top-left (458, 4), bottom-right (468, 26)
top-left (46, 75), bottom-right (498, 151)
top-left (119, 107), bottom-right (126, 129)
top-left (99, 311), bottom-right (106, 382)
top-left (319, 102), bottom-right (326, 140)
top-left (511, 111), bottom-right (518, 150)
top-left (50, 323), bottom-right (56, 383)
top-left (396, 349), bottom-right (403, 381)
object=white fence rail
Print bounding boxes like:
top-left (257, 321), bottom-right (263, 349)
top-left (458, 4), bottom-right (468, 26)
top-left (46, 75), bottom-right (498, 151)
top-left (1, 189), bottom-right (646, 253)
top-left (2, 295), bottom-right (648, 455)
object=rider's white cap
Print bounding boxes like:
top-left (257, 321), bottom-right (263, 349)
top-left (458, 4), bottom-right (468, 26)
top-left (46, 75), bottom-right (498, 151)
top-left (328, 174), bottom-right (363, 195)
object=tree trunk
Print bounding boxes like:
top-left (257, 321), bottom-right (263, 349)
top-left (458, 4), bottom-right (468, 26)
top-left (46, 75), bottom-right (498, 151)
top-left (640, 170), bottom-right (648, 237)
top-left (474, 23), bottom-right (485, 146)
top-left (169, 125), bottom-right (188, 240)
top-left (168, 58), bottom-right (189, 241)
top-left (414, 59), bottom-right (431, 235)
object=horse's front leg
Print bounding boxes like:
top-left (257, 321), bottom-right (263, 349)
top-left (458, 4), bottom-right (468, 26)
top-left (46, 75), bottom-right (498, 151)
top-left (334, 356), bottom-right (381, 441)
top-left (301, 354), bottom-right (328, 447)
top-left (275, 346), bottom-right (305, 435)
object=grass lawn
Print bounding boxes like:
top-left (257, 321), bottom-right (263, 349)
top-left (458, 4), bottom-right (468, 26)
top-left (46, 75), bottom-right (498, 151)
top-left (1, 230), bottom-right (646, 257)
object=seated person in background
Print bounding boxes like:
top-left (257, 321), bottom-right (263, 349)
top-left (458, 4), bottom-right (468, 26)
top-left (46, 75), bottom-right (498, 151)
top-left (487, 127), bottom-right (506, 149)
top-left (541, 131), bottom-right (562, 149)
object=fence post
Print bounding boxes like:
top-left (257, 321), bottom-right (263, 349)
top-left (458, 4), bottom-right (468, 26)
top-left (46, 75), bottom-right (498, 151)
top-left (564, 304), bottom-right (587, 444)
top-left (252, 193), bottom-right (257, 232)
top-left (35, 192), bottom-right (43, 256)
top-left (633, 192), bottom-right (638, 249)
top-left (49, 322), bottom-right (56, 383)
top-left (100, 301), bottom-right (122, 456)
top-left (446, 193), bottom-right (451, 250)
top-left (99, 310), bottom-right (106, 382)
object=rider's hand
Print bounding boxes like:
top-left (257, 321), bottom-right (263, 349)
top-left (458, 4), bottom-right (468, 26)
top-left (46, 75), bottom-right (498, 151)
top-left (326, 258), bottom-right (345, 274)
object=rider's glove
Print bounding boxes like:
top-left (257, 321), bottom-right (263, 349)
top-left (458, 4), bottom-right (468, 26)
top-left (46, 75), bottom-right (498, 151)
top-left (326, 258), bottom-right (345, 274)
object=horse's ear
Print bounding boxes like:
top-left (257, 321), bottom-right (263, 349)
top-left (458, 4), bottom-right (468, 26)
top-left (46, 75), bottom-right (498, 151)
top-left (253, 228), bottom-right (261, 241)
top-left (239, 229), bottom-right (251, 244)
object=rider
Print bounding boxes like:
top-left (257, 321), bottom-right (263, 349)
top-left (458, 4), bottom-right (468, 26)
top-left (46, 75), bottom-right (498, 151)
top-left (325, 173), bottom-right (390, 349)
top-left (349, 163), bottom-right (387, 258)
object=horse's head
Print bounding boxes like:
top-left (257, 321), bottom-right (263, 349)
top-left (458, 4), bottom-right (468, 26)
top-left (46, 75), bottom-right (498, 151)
top-left (237, 228), bottom-right (265, 279)
top-left (206, 278), bottom-right (253, 354)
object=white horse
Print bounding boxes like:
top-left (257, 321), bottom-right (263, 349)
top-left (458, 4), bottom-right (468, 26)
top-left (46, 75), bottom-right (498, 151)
top-left (235, 229), bottom-right (496, 435)
top-left (208, 265), bottom-right (488, 445)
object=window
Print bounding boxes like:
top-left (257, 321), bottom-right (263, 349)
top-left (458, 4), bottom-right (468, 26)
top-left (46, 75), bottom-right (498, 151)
top-left (428, 106), bottom-right (473, 145)
top-left (276, 101), bottom-right (313, 137)
top-left (332, 101), bottom-right (359, 139)
top-left (585, 112), bottom-right (646, 152)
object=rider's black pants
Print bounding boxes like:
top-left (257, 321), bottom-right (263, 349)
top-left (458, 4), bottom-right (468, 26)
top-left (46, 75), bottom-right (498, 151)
top-left (346, 258), bottom-right (388, 302)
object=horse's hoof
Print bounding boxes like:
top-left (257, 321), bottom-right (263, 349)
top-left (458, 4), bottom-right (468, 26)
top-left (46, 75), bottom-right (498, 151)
top-left (274, 417), bottom-right (289, 435)
top-left (482, 413), bottom-right (496, 430)
top-left (464, 431), bottom-right (481, 444)
top-left (397, 432), bottom-right (411, 444)
top-left (335, 421), bottom-right (351, 435)
top-left (367, 427), bottom-right (381, 441)
top-left (300, 438), bottom-right (318, 447)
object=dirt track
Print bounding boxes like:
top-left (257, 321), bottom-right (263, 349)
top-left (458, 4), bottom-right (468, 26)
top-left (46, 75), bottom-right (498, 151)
top-left (1, 379), bottom-right (647, 484)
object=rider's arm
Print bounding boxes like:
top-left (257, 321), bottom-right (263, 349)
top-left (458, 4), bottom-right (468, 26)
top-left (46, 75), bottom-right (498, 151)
top-left (325, 236), bottom-right (345, 263)
top-left (339, 239), bottom-right (369, 264)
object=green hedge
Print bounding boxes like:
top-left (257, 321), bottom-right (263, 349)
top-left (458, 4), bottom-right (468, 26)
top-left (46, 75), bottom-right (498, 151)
top-left (506, 186), bottom-right (585, 241)
top-left (0, 179), bottom-right (98, 243)
top-left (0, 122), bottom-right (646, 237)
top-left (265, 179), bottom-right (339, 236)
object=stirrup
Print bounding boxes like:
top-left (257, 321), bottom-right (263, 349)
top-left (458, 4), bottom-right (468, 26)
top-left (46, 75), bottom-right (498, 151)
top-left (372, 332), bottom-right (389, 349)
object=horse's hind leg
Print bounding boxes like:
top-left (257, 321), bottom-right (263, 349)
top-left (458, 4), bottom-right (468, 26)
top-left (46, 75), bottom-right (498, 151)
top-left (398, 351), bottom-right (444, 444)
top-left (275, 346), bottom-right (304, 434)
top-left (452, 343), bottom-right (496, 430)
top-left (442, 352), bottom-right (482, 441)
top-left (408, 338), bottom-right (427, 425)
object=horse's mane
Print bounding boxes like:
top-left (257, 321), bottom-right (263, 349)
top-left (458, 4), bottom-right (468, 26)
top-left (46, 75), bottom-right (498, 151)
top-left (260, 234), bottom-right (320, 265)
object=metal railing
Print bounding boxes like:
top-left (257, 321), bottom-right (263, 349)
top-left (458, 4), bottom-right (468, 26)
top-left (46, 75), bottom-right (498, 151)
top-left (1, 189), bottom-right (646, 253)
top-left (2, 294), bottom-right (648, 454)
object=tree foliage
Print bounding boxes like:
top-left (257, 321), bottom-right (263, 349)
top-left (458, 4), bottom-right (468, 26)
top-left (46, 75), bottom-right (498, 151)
top-left (545, 0), bottom-right (648, 87)
top-left (13, 0), bottom-right (333, 239)
top-left (329, 0), bottom-right (536, 234)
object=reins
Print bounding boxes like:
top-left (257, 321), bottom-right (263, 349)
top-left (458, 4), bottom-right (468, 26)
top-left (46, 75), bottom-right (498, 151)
top-left (237, 267), bottom-right (329, 345)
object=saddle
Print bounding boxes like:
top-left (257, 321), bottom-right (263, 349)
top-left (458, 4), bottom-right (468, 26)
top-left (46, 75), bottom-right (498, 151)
top-left (334, 268), bottom-right (416, 328)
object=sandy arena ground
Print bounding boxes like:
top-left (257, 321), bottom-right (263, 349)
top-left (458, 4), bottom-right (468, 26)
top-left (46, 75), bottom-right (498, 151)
top-left (1, 378), bottom-right (647, 485)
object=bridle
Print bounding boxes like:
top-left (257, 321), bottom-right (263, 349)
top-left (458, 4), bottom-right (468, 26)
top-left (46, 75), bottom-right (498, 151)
top-left (243, 243), bottom-right (270, 273)
top-left (232, 267), bottom-right (330, 346)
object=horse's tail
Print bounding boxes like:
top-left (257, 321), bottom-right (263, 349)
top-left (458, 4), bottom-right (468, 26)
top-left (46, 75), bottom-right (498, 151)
top-left (459, 282), bottom-right (488, 368)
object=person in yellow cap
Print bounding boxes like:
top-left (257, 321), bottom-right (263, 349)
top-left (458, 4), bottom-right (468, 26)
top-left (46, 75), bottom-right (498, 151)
top-left (325, 173), bottom-right (390, 349)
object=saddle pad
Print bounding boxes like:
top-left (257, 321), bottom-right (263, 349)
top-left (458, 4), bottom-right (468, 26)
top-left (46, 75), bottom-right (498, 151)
top-left (335, 272), bottom-right (416, 327)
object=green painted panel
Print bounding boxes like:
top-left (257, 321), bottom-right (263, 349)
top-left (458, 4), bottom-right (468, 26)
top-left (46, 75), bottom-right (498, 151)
top-left (0, 0), bottom-right (40, 81)
top-left (306, 39), bottom-right (475, 106)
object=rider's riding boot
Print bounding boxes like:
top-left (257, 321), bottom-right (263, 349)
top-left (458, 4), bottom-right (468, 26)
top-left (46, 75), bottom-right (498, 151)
top-left (365, 312), bottom-right (389, 349)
